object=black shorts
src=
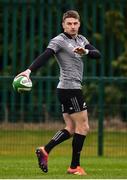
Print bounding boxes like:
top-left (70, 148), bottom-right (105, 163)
top-left (57, 88), bottom-right (87, 114)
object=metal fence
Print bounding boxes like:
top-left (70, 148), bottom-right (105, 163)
top-left (0, 0), bottom-right (127, 156)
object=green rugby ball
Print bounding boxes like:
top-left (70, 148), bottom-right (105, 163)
top-left (12, 76), bottom-right (32, 93)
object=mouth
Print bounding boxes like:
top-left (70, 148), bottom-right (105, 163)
top-left (70, 30), bottom-right (76, 33)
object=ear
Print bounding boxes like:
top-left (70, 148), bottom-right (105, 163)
top-left (78, 21), bottom-right (81, 27)
top-left (62, 22), bottom-right (65, 29)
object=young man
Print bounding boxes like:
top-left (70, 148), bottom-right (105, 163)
top-left (16, 10), bottom-right (101, 175)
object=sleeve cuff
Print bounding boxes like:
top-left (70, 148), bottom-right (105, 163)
top-left (85, 49), bottom-right (89, 55)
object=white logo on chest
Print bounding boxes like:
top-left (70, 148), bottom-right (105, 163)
top-left (68, 43), bottom-right (74, 48)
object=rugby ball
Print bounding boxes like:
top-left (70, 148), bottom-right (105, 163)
top-left (12, 75), bottom-right (32, 93)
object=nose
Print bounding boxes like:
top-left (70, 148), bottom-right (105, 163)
top-left (71, 24), bottom-right (75, 29)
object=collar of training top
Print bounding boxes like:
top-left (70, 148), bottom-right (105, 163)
top-left (63, 32), bottom-right (78, 40)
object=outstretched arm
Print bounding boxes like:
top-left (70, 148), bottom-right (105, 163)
top-left (16, 48), bottom-right (54, 78)
top-left (29, 48), bottom-right (54, 72)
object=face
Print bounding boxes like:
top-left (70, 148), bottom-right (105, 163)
top-left (62, 18), bottom-right (80, 37)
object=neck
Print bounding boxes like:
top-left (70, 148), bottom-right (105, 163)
top-left (64, 32), bottom-right (78, 39)
top-left (71, 34), bottom-right (77, 39)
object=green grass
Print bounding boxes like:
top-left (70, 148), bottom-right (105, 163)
top-left (0, 129), bottom-right (127, 178)
top-left (0, 156), bottom-right (127, 179)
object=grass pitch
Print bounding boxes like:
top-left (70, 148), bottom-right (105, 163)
top-left (0, 129), bottom-right (127, 178)
top-left (0, 156), bottom-right (127, 179)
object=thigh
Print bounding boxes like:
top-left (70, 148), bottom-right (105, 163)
top-left (70, 110), bottom-right (88, 123)
top-left (70, 110), bottom-right (89, 135)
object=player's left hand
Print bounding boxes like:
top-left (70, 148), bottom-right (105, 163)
top-left (73, 47), bottom-right (89, 55)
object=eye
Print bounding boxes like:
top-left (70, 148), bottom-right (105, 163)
top-left (67, 22), bottom-right (72, 25)
top-left (74, 22), bottom-right (78, 25)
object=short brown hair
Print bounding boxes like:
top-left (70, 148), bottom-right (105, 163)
top-left (62, 10), bottom-right (80, 22)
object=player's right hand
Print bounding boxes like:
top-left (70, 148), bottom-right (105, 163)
top-left (15, 69), bottom-right (31, 79)
top-left (73, 47), bottom-right (89, 55)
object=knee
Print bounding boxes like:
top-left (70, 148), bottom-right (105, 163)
top-left (76, 119), bottom-right (89, 135)
top-left (65, 125), bottom-right (75, 135)
top-left (84, 122), bottom-right (89, 134)
top-left (63, 114), bottom-right (75, 135)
